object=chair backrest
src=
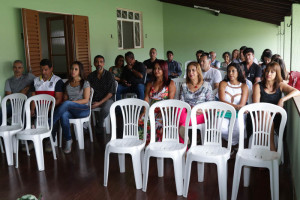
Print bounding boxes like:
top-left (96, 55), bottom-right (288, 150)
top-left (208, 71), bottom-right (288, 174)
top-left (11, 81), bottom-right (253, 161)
top-left (149, 99), bottom-right (191, 145)
top-left (114, 81), bottom-right (118, 101)
top-left (183, 60), bottom-right (195, 78)
top-left (110, 98), bottom-right (149, 141)
top-left (87, 88), bottom-right (94, 117)
top-left (172, 78), bottom-right (186, 100)
top-left (1, 93), bottom-right (27, 126)
top-left (238, 103), bottom-right (287, 154)
top-left (24, 94), bottom-right (56, 130)
top-left (191, 101), bottom-right (236, 149)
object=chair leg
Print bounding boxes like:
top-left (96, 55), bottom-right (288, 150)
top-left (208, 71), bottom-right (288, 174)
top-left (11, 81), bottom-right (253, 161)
top-left (273, 162), bottom-right (279, 200)
top-left (131, 151), bottom-right (143, 189)
top-left (33, 137), bottom-right (45, 171)
top-left (88, 121), bottom-right (93, 142)
top-left (49, 136), bottom-right (57, 160)
top-left (197, 162), bottom-right (205, 182)
top-left (59, 125), bottom-right (62, 148)
top-left (173, 156), bottom-right (183, 196)
top-left (243, 166), bottom-right (251, 187)
top-left (92, 111), bottom-right (96, 127)
top-left (74, 122), bottom-right (84, 149)
top-left (118, 153), bottom-right (125, 173)
top-left (25, 141), bottom-right (30, 156)
top-left (3, 134), bottom-right (13, 166)
top-left (142, 149), bottom-right (150, 192)
top-left (231, 157), bottom-right (242, 200)
top-left (140, 150), bottom-right (144, 175)
top-left (15, 139), bottom-right (19, 168)
top-left (183, 155), bottom-right (193, 198)
top-left (103, 147), bottom-right (110, 187)
top-left (0, 138), bottom-right (4, 153)
top-left (105, 115), bottom-right (111, 134)
top-left (217, 159), bottom-right (228, 200)
top-left (157, 157), bottom-right (164, 177)
top-left (269, 166), bottom-right (274, 200)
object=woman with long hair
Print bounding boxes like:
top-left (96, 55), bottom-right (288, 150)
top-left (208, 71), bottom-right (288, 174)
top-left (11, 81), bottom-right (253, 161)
top-left (217, 63), bottom-right (248, 146)
top-left (179, 62), bottom-right (214, 143)
top-left (139, 60), bottom-right (176, 144)
top-left (253, 61), bottom-right (300, 151)
top-left (232, 49), bottom-right (239, 63)
top-left (53, 61), bottom-right (91, 153)
top-left (109, 55), bottom-right (124, 82)
top-left (221, 51), bottom-right (232, 69)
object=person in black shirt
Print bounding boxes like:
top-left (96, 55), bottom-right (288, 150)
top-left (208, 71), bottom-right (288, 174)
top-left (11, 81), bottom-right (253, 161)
top-left (143, 48), bottom-right (158, 83)
top-left (241, 48), bottom-right (262, 84)
top-left (116, 51), bottom-right (146, 100)
top-left (87, 55), bottom-right (115, 126)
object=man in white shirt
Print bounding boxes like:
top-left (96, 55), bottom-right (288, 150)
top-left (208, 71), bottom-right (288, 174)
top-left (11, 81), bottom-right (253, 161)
top-left (200, 52), bottom-right (222, 90)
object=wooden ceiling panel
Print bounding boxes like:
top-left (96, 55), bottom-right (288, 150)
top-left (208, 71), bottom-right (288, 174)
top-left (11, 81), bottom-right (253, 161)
top-left (159, 0), bottom-right (299, 25)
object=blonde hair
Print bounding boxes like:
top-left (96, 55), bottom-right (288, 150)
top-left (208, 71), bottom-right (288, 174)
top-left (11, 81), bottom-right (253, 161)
top-left (186, 62), bottom-right (203, 84)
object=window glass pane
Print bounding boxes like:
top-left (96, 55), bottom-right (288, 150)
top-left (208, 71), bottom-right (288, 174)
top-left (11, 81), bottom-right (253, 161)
top-left (117, 10), bottom-right (121, 18)
top-left (50, 20), bottom-right (64, 37)
top-left (52, 56), bottom-right (67, 74)
top-left (117, 21), bottom-right (122, 48)
top-left (122, 21), bottom-right (134, 49)
top-left (122, 11), bottom-right (127, 19)
top-left (51, 38), bottom-right (66, 54)
top-left (134, 13), bottom-right (140, 20)
top-left (128, 12), bottom-right (133, 19)
top-left (135, 22), bottom-right (140, 46)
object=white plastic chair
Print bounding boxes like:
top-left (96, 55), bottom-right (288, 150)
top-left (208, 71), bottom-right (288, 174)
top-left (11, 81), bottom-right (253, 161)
top-left (104, 98), bottom-right (149, 189)
top-left (231, 103), bottom-right (287, 200)
top-left (172, 78), bottom-right (185, 100)
top-left (59, 88), bottom-right (94, 149)
top-left (143, 99), bottom-right (191, 196)
top-left (0, 93), bottom-right (27, 165)
top-left (15, 94), bottom-right (56, 171)
top-left (183, 101), bottom-right (236, 199)
top-left (92, 81), bottom-right (118, 134)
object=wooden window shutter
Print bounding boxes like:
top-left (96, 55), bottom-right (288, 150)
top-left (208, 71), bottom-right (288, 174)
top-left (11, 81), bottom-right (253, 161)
top-left (22, 8), bottom-right (42, 76)
top-left (73, 15), bottom-right (91, 77)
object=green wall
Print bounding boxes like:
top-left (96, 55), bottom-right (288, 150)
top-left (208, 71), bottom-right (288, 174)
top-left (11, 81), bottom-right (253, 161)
top-left (291, 4), bottom-right (300, 71)
top-left (162, 3), bottom-right (278, 67)
top-left (0, 0), bottom-right (164, 95)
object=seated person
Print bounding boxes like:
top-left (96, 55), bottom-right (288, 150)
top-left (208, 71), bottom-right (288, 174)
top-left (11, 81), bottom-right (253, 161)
top-left (196, 50), bottom-right (204, 64)
top-left (88, 55), bottom-right (115, 127)
top-left (52, 61), bottom-right (90, 153)
top-left (273, 58), bottom-right (288, 82)
top-left (109, 55), bottom-right (124, 83)
top-left (199, 52), bottom-right (222, 90)
top-left (30, 59), bottom-right (64, 152)
top-left (139, 60), bottom-right (176, 145)
top-left (209, 51), bottom-right (221, 69)
top-left (253, 61), bottom-right (300, 151)
top-left (143, 48), bottom-right (158, 83)
top-left (217, 63), bottom-right (248, 146)
top-left (166, 50), bottom-right (182, 78)
top-left (260, 49), bottom-right (272, 71)
top-left (179, 62), bottom-right (214, 143)
top-left (241, 47), bottom-right (262, 84)
top-left (220, 52), bottom-right (231, 70)
top-left (116, 51), bottom-right (146, 100)
top-left (232, 49), bottom-right (239, 63)
top-left (0, 60), bottom-right (35, 124)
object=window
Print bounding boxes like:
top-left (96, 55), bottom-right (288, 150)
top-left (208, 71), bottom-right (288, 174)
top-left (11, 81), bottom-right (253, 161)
top-left (117, 8), bottom-right (143, 49)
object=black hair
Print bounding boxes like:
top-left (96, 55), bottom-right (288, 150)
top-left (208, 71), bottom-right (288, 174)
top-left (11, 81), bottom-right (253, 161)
top-left (261, 51), bottom-right (272, 65)
top-left (243, 48), bottom-right (254, 56)
top-left (94, 55), bottom-right (105, 63)
top-left (224, 63), bottom-right (246, 83)
top-left (114, 55), bottom-right (124, 67)
top-left (222, 52), bottom-right (231, 59)
top-left (125, 51), bottom-right (135, 59)
top-left (152, 60), bottom-right (171, 87)
top-left (166, 50), bottom-right (173, 55)
top-left (196, 50), bottom-right (204, 55)
top-left (40, 59), bottom-right (53, 68)
top-left (65, 61), bottom-right (86, 90)
top-left (239, 46), bottom-right (247, 51)
top-left (273, 58), bottom-right (288, 80)
top-left (13, 60), bottom-right (23, 66)
top-left (200, 52), bottom-right (211, 60)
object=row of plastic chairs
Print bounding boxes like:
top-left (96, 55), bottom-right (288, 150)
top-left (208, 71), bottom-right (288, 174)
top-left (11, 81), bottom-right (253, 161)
top-left (103, 99), bottom-right (287, 200)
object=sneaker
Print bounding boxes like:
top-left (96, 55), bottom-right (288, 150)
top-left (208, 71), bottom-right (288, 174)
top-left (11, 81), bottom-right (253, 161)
top-left (44, 140), bottom-right (53, 152)
top-left (64, 139), bottom-right (73, 154)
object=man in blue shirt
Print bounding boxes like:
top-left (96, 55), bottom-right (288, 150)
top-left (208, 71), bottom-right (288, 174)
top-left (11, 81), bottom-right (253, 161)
top-left (166, 51), bottom-right (182, 78)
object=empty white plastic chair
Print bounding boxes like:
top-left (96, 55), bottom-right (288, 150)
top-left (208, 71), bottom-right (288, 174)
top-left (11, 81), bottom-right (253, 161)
top-left (183, 101), bottom-right (236, 199)
top-left (59, 88), bottom-right (94, 149)
top-left (104, 98), bottom-right (149, 189)
top-left (143, 99), bottom-right (191, 196)
top-left (0, 93), bottom-right (27, 165)
top-left (92, 81), bottom-right (118, 134)
top-left (231, 103), bottom-right (287, 200)
top-left (15, 94), bottom-right (57, 171)
top-left (172, 78), bottom-right (185, 100)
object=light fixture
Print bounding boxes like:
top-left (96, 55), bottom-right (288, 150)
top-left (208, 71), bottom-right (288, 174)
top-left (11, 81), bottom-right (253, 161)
top-left (194, 5), bottom-right (220, 16)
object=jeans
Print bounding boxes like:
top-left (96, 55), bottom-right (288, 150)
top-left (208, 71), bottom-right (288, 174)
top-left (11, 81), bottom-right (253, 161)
top-left (0, 104), bottom-right (12, 125)
top-left (52, 101), bottom-right (90, 141)
top-left (95, 99), bottom-right (114, 126)
top-left (116, 83), bottom-right (145, 100)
